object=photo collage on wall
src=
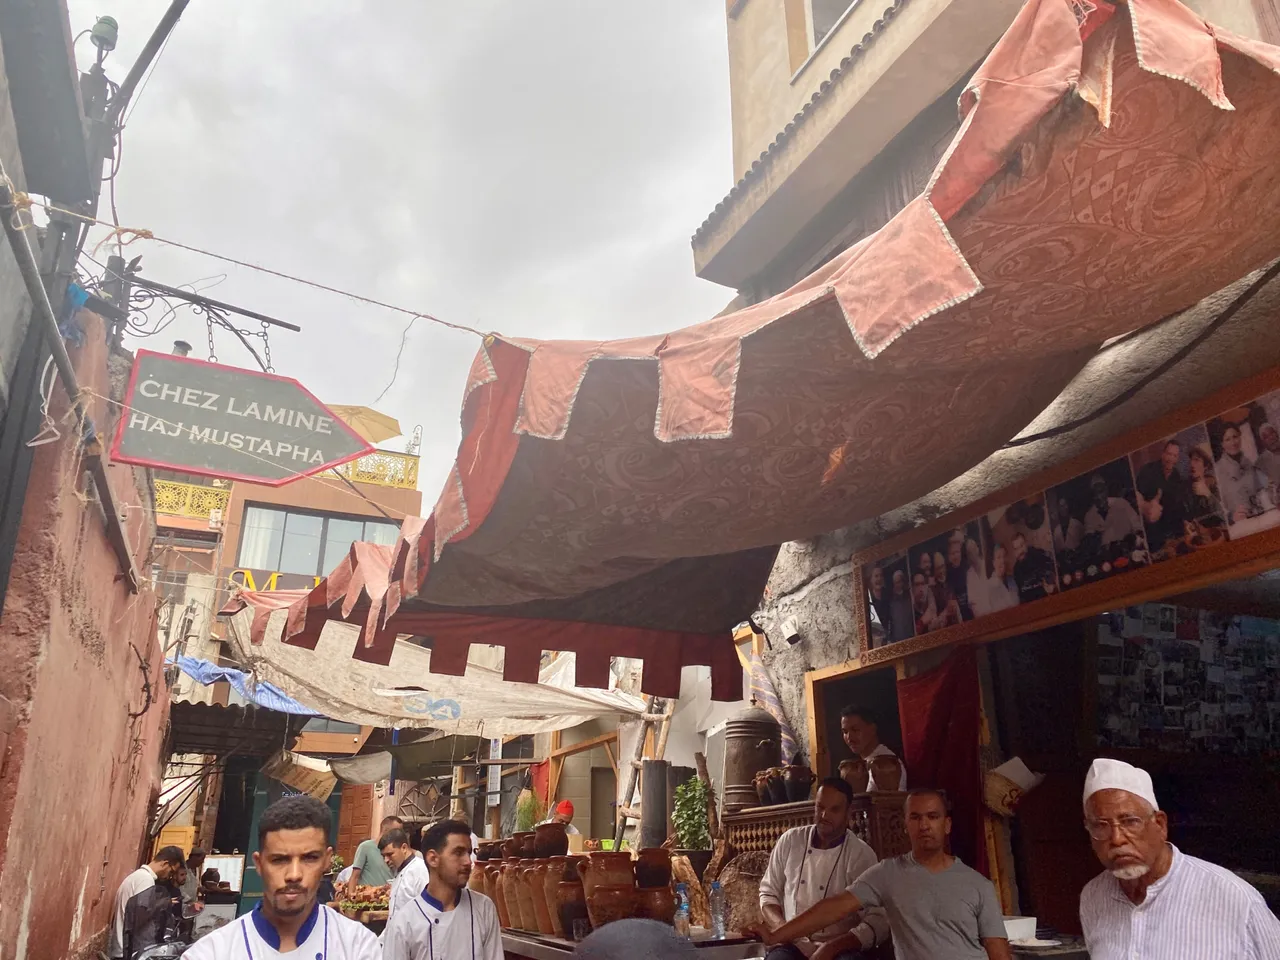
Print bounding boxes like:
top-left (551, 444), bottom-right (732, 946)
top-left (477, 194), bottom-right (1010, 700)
top-left (1095, 605), bottom-right (1280, 754)
top-left (861, 385), bottom-right (1280, 649)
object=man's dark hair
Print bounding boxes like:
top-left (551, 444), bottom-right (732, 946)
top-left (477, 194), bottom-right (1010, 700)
top-left (201, 868), bottom-right (221, 884)
top-left (258, 794), bottom-right (331, 847)
top-left (904, 787), bottom-right (952, 815)
top-left (816, 776), bottom-right (854, 806)
top-left (422, 819), bottom-right (473, 855)
top-left (379, 815), bottom-right (404, 831)
top-left (153, 846), bottom-right (185, 867)
top-left (379, 827), bottom-right (410, 850)
top-left (839, 704), bottom-right (877, 726)
top-left (187, 848), bottom-right (206, 866)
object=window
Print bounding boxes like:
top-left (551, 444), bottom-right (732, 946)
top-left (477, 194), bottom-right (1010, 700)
top-left (812, 0), bottom-right (856, 47)
top-left (237, 505), bottom-right (400, 576)
top-left (301, 717), bottom-right (361, 734)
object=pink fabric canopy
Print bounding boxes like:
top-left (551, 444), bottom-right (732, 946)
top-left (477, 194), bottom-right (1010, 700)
top-left (240, 0), bottom-right (1280, 700)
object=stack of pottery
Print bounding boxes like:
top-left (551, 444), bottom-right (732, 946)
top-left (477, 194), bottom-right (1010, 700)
top-left (871, 754), bottom-right (902, 792)
top-left (579, 851), bottom-right (637, 930)
top-left (752, 767), bottom-right (789, 805)
top-left (534, 821), bottom-right (569, 858)
top-left (633, 849), bottom-right (675, 925)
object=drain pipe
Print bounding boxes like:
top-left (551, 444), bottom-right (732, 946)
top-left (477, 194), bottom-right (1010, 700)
top-left (0, 169), bottom-right (140, 592)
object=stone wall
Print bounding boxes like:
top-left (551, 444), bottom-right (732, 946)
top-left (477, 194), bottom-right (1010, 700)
top-left (0, 312), bottom-right (168, 960)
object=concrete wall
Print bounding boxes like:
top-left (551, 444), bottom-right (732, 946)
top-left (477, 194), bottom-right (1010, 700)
top-left (557, 718), bottom-right (618, 840)
top-left (0, 312), bottom-right (169, 960)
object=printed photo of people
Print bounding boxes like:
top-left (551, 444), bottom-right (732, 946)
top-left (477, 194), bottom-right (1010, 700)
top-left (905, 523), bottom-right (984, 633)
top-left (1129, 423), bottom-right (1228, 562)
top-left (1048, 456), bottom-right (1149, 590)
top-left (862, 552), bottom-right (915, 647)
top-left (985, 495), bottom-right (1058, 604)
top-left (1207, 392), bottom-right (1280, 538)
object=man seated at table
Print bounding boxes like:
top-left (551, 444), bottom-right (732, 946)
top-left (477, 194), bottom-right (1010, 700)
top-left (750, 789), bottom-right (1011, 960)
top-left (758, 778), bottom-right (889, 959)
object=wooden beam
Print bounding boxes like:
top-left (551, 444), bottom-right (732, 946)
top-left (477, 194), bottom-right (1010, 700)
top-left (603, 740), bottom-right (619, 780)
top-left (549, 731), bottom-right (618, 759)
top-left (549, 730), bottom-right (563, 804)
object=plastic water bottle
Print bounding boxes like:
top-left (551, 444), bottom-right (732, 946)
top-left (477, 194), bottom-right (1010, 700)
top-left (673, 882), bottom-right (691, 938)
top-left (709, 881), bottom-right (726, 939)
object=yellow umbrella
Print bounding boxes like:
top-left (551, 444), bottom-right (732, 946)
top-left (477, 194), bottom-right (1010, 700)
top-left (327, 405), bottom-right (402, 444)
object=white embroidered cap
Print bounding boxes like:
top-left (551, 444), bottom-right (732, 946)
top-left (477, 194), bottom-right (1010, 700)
top-left (1083, 758), bottom-right (1159, 812)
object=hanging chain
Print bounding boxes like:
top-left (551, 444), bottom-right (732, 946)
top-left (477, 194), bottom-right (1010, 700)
top-left (261, 320), bottom-right (274, 373)
top-left (206, 318), bottom-right (218, 364)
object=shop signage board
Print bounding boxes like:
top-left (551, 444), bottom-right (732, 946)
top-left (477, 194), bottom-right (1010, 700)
top-left (110, 351), bottom-right (372, 485)
top-left (487, 738), bottom-right (502, 807)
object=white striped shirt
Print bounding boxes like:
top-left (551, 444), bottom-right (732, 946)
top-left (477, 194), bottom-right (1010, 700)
top-left (1080, 845), bottom-right (1280, 960)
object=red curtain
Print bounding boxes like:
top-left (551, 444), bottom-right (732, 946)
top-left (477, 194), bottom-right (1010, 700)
top-left (530, 760), bottom-right (551, 806)
top-left (896, 646), bottom-right (987, 875)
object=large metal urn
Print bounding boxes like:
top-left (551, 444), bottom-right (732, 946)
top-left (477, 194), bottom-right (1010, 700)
top-left (722, 700), bottom-right (781, 812)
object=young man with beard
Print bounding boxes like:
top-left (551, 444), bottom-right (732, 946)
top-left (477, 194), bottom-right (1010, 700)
top-left (1079, 758), bottom-right (1280, 958)
top-left (757, 778), bottom-right (888, 958)
top-left (185, 795), bottom-right (379, 959)
top-left (749, 790), bottom-right (1010, 960)
top-left (383, 819), bottom-right (502, 960)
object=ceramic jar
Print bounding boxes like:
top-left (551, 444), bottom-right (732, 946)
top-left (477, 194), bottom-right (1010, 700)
top-left (636, 885), bottom-right (676, 925)
top-left (529, 862), bottom-right (555, 935)
top-left (515, 866), bottom-right (540, 931)
top-left (870, 755), bottom-right (902, 792)
top-left (534, 821), bottom-right (569, 858)
top-left (499, 863), bottom-right (521, 928)
top-left (515, 832), bottom-right (536, 859)
top-left (783, 764), bottom-right (815, 802)
top-left (556, 879), bottom-right (589, 939)
top-left (563, 855), bottom-right (587, 884)
top-left (501, 837), bottom-right (520, 860)
top-left (578, 852), bottom-right (634, 898)
top-left (754, 771), bottom-right (772, 806)
top-left (634, 849), bottom-right (672, 889)
top-left (467, 864), bottom-right (487, 894)
top-left (542, 857), bottom-right (569, 937)
top-left (839, 758), bottom-right (870, 794)
top-left (586, 884), bottom-right (637, 930)
top-left (766, 767), bottom-right (788, 805)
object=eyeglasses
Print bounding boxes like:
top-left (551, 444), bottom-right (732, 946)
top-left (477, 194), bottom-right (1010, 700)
top-left (1084, 813), bottom-right (1154, 841)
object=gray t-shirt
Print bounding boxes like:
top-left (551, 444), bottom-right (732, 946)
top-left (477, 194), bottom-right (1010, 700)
top-left (850, 854), bottom-right (1006, 960)
top-left (351, 838), bottom-right (394, 887)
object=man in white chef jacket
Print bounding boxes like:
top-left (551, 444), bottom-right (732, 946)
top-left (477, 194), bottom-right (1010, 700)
top-left (380, 827), bottom-right (430, 922)
top-left (383, 819), bottom-right (503, 960)
top-left (185, 795), bottom-right (380, 960)
top-left (840, 705), bottom-right (907, 791)
top-left (758, 778), bottom-right (889, 959)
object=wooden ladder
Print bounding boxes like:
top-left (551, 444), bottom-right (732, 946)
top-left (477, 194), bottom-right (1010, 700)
top-left (612, 694), bottom-right (673, 849)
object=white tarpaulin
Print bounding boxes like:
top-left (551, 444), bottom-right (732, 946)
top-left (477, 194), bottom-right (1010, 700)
top-left (224, 600), bottom-right (646, 735)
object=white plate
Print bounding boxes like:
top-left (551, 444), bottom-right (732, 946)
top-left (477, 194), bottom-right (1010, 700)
top-left (1011, 938), bottom-right (1063, 948)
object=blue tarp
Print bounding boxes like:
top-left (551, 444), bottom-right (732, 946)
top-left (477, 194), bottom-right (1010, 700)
top-left (171, 655), bottom-right (318, 715)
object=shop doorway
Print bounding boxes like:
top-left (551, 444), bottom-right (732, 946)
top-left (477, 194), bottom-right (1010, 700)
top-left (818, 664), bottom-right (902, 775)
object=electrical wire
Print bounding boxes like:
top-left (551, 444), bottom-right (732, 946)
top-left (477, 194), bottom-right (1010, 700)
top-left (1002, 259), bottom-right (1280, 449)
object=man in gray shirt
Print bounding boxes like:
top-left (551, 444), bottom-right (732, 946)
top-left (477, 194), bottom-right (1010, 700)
top-left (749, 789), bottom-right (1011, 960)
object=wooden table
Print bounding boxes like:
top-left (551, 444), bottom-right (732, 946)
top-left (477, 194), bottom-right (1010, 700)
top-left (502, 929), bottom-right (764, 960)
top-left (1010, 934), bottom-right (1089, 957)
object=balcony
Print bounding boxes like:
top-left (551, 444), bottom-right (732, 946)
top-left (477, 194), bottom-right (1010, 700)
top-left (153, 480), bottom-right (230, 521)
top-left (333, 449), bottom-right (419, 490)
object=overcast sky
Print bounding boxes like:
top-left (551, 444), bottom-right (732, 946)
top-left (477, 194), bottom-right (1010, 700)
top-left (66, 1), bottom-right (735, 502)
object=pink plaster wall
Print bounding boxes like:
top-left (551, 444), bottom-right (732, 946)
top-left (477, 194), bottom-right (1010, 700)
top-left (0, 313), bottom-right (169, 960)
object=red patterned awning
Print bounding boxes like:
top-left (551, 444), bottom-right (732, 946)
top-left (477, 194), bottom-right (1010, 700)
top-left (241, 0), bottom-right (1280, 701)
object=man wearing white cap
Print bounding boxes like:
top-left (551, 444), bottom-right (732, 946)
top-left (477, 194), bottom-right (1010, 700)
top-left (1079, 758), bottom-right (1280, 959)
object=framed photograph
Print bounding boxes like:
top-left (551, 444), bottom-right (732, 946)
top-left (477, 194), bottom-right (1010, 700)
top-left (1129, 423), bottom-right (1228, 562)
top-left (862, 552), bottom-right (914, 647)
top-left (1207, 394), bottom-right (1280, 538)
top-left (1047, 456), bottom-right (1149, 590)
top-left (984, 495), bottom-right (1057, 605)
top-left (905, 522), bottom-right (985, 632)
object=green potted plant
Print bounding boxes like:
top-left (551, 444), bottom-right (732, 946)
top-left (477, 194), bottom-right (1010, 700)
top-left (672, 777), bottom-right (713, 880)
top-left (515, 788), bottom-right (546, 833)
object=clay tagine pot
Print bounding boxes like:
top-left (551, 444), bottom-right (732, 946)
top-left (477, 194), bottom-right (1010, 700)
top-left (586, 884), bottom-right (637, 930)
top-left (783, 764), bottom-right (815, 803)
top-left (754, 771), bottom-right (772, 806)
top-left (535, 821), bottom-right (570, 858)
top-left (556, 877), bottom-right (589, 939)
top-left (634, 848), bottom-right (672, 890)
top-left (839, 758), bottom-right (869, 794)
top-left (636, 885), bottom-right (676, 925)
top-left (870, 754), bottom-right (902, 791)
top-left (578, 851), bottom-right (635, 898)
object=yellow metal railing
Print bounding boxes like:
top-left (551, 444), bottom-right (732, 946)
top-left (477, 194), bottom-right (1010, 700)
top-left (153, 479), bottom-right (230, 520)
top-left (333, 450), bottom-right (420, 490)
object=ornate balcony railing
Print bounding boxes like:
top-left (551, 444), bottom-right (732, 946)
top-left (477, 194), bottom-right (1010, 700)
top-left (153, 480), bottom-right (230, 520)
top-left (333, 450), bottom-right (419, 490)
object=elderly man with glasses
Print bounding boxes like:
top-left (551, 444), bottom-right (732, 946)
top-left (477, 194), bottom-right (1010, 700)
top-left (1079, 758), bottom-right (1280, 959)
